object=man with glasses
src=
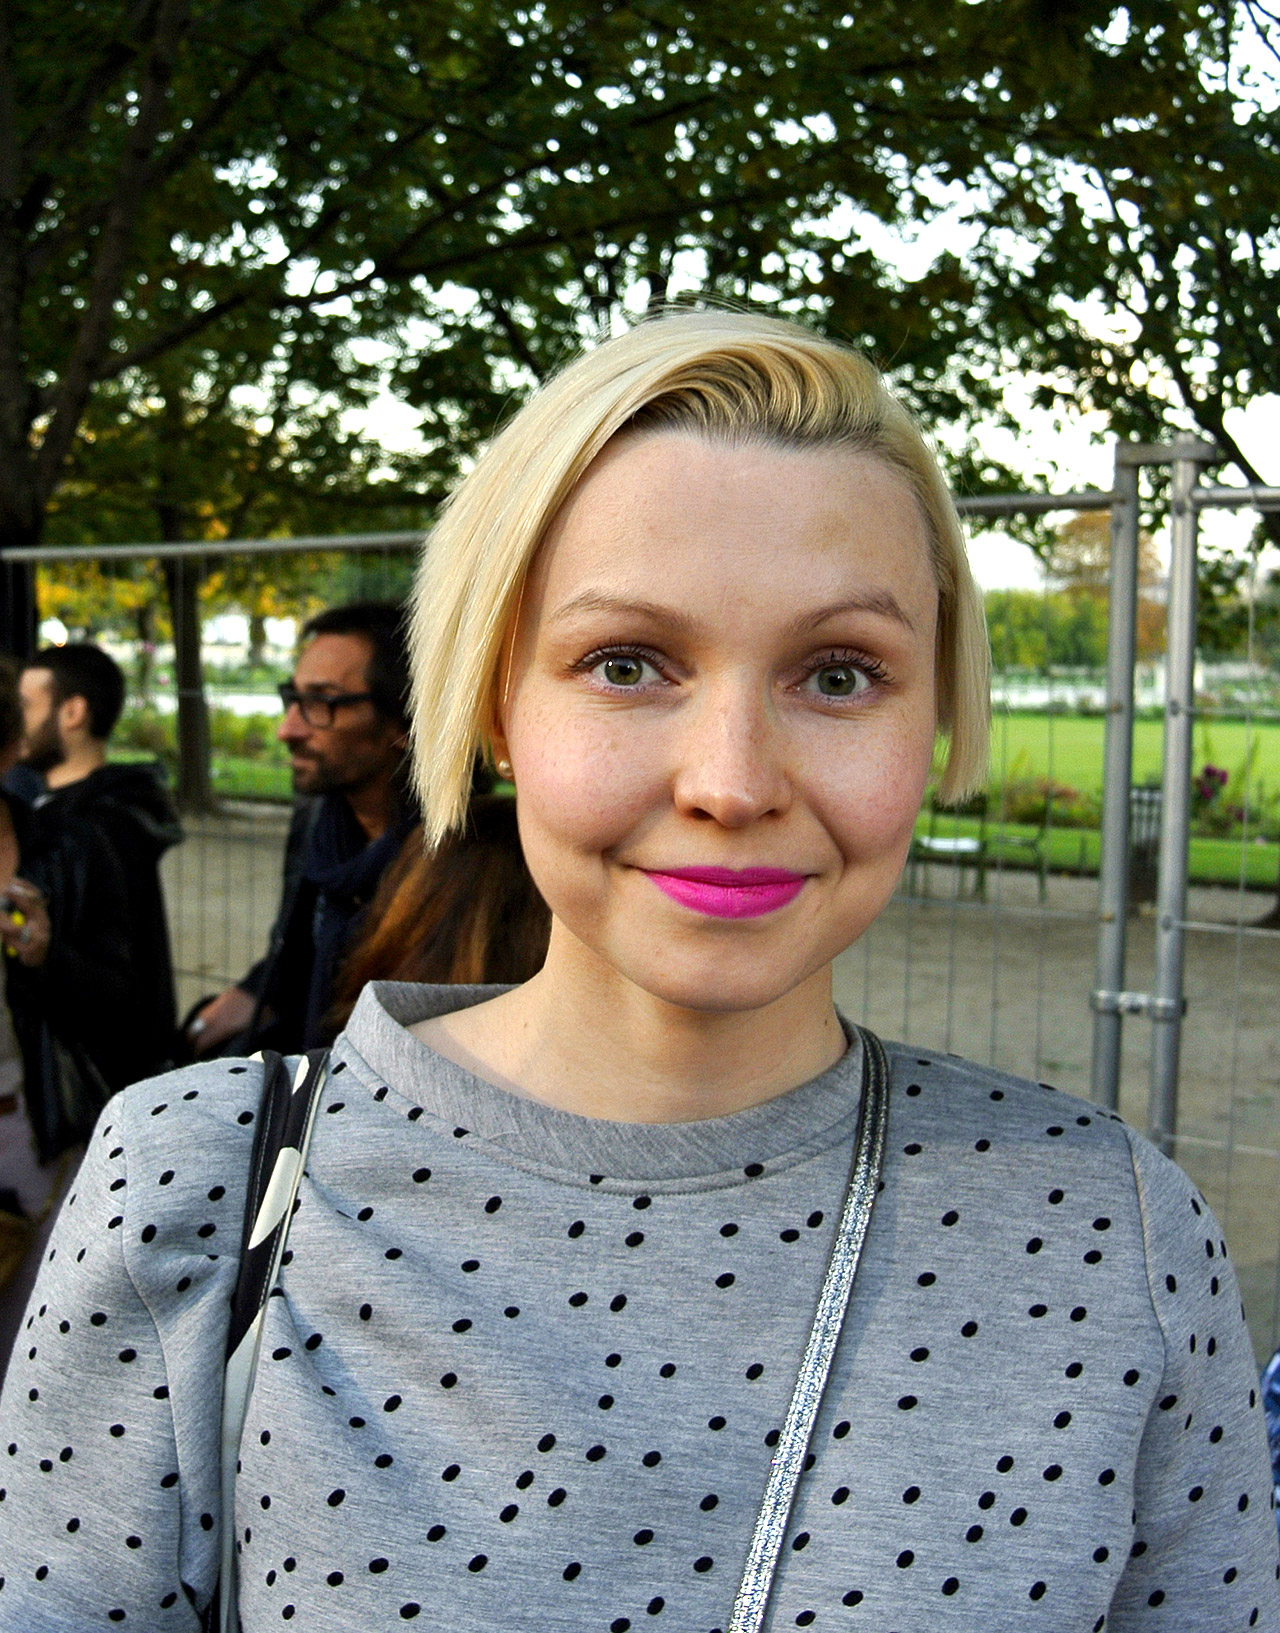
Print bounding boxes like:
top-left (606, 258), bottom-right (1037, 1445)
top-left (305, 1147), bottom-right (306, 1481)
top-left (185, 602), bottom-right (414, 1056)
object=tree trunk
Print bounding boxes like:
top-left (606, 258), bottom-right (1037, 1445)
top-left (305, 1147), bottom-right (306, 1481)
top-left (0, 513), bottom-right (40, 659)
top-left (161, 556), bottom-right (215, 813)
top-left (248, 607), bottom-right (266, 669)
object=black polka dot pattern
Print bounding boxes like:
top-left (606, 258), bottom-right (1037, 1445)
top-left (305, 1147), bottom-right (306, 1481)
top-left (0, 986), bottom-right (1274, 1630)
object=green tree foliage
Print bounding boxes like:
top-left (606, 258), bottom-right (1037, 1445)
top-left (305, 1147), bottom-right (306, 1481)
top-left (1193, 527), bottom-right (1280, 660)
top-left (36, 342), bottom-right (430, 805)
top-left (959, 5), bottom-right (1280, 527)
top-left (1046, 509), bottom-right (1166, 659)
top-left (985, 510), bottom-right (1167, 673)
top-left (985, 588), bottom-right (1110, 672)
top-left (40, 348), bottom-right (426, 666)
top-left (3, 0), bottom-right (1277, 597)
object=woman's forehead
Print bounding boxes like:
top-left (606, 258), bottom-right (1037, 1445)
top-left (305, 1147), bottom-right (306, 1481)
top-left (531, 433), bottom-right (937, 630)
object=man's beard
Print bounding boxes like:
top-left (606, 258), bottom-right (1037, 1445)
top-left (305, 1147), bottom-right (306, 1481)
top-left (289, 750), bottom-right (346, 796)
top-left (22, 716), bottom-right (65, 774)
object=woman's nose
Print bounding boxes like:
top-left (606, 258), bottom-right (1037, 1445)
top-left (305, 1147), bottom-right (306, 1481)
top-left (670, 685), bottom-right (792, 828)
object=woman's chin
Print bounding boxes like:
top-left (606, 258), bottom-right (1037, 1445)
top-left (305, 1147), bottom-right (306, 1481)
top-left (543, 896), bottom-right (858, 1018)
top-left (597, 944), bottom-right (829, 1020)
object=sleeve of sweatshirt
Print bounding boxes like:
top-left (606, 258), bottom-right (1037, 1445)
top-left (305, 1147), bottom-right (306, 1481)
top-left (1104, 1126), bottom-right (1280, 1629)
top-left (0, 1060), bottom-right (259, 1631)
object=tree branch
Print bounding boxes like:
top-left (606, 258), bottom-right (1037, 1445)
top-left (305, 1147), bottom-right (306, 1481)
top-left (0, 0), bottom-right (37, 531)
top-left (33, 0), bottom-right (192, 504)
top-left (1242, 0), bottom-right (1280, 68)
top-left (21, 0), bottom-right (159, 172)
top-left (135, 0), bottom-right (349, 192)
top-left (73, 154), bottom-right (816, 398)
top-left (0, 0), bottom-right (17, 211)
top-left (24, 0), bottom-right (346, 281)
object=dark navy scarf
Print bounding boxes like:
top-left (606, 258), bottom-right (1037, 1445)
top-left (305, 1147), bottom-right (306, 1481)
top-left (302, 792), bottom-right (415, 1046)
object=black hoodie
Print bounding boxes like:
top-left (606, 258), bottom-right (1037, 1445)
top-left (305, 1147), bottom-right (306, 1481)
top-left (7, 762), bottom-right (182, 1159)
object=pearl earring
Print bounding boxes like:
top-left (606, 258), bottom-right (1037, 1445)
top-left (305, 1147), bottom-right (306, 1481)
top-left (496, 758), bottom-right (513, 780)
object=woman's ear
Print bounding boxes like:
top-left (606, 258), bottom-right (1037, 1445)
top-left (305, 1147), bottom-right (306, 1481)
top-left (491, 568), bottom-right (530, 779)
top-left (485, 665), bottom-right (514, 778)
top-left (487, 721), bottom-right (513, 782)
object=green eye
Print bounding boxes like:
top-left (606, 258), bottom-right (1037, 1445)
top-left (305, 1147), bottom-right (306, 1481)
top-left (601, 656), bottom-right (645, 687)
top-left (815, 664), bottom-right (864, 697)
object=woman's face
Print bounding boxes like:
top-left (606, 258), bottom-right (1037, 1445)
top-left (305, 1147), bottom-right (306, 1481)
top-left (497, 432), bottom-right (940, 1016)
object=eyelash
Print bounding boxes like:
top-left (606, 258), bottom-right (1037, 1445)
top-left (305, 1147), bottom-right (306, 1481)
top-left (571, 645), bottom-right (668, 688)
top-left (804, 648), bottom-right (891, 695)
top-left (572, 644), bottom-right (890, 697)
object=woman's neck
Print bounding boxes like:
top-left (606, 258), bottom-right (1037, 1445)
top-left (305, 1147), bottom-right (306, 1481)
top-left (411, 934), bottom-right (846, 1124)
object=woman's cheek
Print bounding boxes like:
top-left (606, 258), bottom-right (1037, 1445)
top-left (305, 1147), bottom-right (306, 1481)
top-left (513, 704), bottom-right (665, 857)
top-left (820, 731), bottom-right (932, 862)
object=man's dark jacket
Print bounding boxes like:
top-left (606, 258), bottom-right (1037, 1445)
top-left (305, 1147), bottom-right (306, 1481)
top-left (6, 763), bottom-right (182, 1160)
top-left (240, 791), bottom-right (413, 1052)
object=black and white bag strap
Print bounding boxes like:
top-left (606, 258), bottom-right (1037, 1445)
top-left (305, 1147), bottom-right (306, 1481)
top-left (206, 1047), bottom-right (330, 1633)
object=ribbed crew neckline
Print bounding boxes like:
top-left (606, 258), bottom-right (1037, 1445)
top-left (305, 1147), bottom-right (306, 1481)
top-left (342, 981), bottom-right (866, 1188)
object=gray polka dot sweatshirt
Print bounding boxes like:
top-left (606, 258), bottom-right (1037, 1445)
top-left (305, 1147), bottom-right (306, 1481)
top-left (0, 982), bottom-right (1276, 1631)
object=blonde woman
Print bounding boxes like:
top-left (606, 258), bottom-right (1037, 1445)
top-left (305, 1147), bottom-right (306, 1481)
top-left (0, 312), bottom-right (1274, 1632)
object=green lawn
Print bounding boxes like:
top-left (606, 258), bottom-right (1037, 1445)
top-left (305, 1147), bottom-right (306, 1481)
top-left (987, 712), bottom-right (1280, 793)
top-left (211, 755), bottom-right (292, 799)
top-left (109, 748), bottom-right (293, 800)
top-left (915, 813), bottom-right (1280, 890)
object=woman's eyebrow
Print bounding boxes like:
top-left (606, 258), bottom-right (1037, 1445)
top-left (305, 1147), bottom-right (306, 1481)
top-left (547, 591), bottom-right (699, 633)
top-left (548, 588), bottom-right (915, 635)
top-left (796, 593), bottom-right (916, 633)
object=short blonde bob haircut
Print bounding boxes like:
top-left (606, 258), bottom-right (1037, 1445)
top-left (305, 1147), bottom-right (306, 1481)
top-left (410, 309), bottom-right (990, 845)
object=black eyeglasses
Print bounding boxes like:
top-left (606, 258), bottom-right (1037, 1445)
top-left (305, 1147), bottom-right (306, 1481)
top-left (277, 683), bottom-right (376, 728)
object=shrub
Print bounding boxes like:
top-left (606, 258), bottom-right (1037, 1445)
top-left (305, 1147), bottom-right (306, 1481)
top-left (116, 705), bottom-right (281, 763)
top-left (994, 778), bottom-right (1098, 830)
top-left (115, 706), bottom-right (175, 760)
top-left (209, 709), bottom-right (277, 758)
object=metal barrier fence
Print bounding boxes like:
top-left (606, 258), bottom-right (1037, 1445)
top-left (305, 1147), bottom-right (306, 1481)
top-left (8, 447), bottom-right (1280, 1360)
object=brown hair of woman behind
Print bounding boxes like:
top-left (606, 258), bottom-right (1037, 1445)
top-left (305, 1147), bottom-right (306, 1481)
top-left (328, 795), bottom-right (550, 1033)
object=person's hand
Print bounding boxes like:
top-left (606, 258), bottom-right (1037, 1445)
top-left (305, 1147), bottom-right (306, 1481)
top-left (0, 878), bottom-right (52, 968)
top-left (187, 985), bottom-right (256, 1056)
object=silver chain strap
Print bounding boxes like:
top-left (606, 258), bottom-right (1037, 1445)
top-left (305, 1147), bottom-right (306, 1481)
top-left (727, 1025), bottom-right (890, 1633)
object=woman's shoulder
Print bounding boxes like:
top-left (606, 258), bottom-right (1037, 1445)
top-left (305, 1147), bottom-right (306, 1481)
top-left (882, 1038), bottom-right (1182, 1182)
top-left (111, 1052), bottom-right (271, 1150)
top-left (881, 1038), bottom-right (1128, 1131)
top-left (879, 1037), bottom-right (1212, 1251)
top-left (85, 1054), bottom-right (272, 1278)
top-left (0, 1058), bottom-right (269, 1604)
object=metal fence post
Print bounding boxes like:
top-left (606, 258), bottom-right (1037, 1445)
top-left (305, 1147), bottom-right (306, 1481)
top-left (1090, 446), bottom-right (1140, 1108)
top-left (1148, 438), bottom-right (1217, 1155)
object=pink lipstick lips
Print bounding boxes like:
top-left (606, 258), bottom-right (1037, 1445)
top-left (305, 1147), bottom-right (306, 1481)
top-left (642, 865), bottom-right (807, 919)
